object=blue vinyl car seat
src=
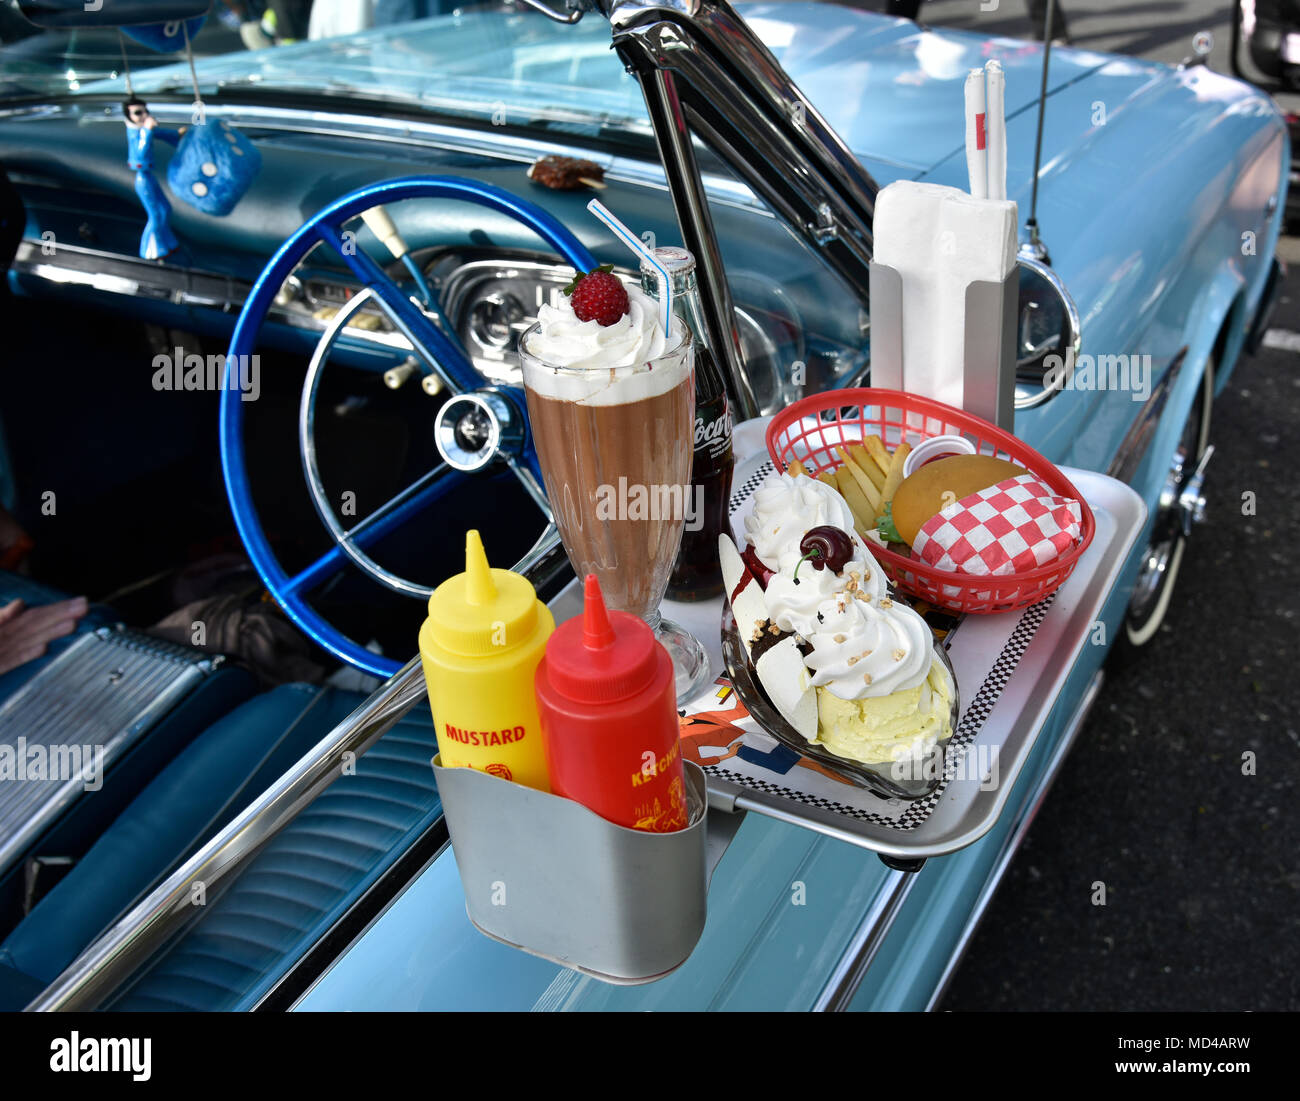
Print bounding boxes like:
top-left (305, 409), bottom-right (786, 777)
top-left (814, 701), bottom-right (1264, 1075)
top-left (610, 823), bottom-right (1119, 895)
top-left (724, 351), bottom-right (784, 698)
top-left (0, 681), bottom-right (439, 1010)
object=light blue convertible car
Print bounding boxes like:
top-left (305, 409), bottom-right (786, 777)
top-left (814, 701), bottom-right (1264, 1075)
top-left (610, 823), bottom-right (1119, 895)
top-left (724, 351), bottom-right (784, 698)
top-left (0, 0), bottom-right (1285, 1010)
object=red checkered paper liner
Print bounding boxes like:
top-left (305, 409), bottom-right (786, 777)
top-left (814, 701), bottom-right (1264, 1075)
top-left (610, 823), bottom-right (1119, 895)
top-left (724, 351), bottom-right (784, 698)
top-left (912, 473), bottom-right (1083, 576)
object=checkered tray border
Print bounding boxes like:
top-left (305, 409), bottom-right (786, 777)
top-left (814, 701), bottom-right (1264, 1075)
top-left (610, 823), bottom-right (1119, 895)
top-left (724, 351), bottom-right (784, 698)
top-left (720, 459), bottom-right (1056, 830)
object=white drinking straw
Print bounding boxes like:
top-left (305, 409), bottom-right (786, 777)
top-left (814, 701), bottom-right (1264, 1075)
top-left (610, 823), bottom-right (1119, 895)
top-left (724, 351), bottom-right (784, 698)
top-left (586, 198), bottom-right (671, 333)
top-left (985, 60), bottom-right (1007, 201)
top-left (964, 67), bottom-right (988, 200)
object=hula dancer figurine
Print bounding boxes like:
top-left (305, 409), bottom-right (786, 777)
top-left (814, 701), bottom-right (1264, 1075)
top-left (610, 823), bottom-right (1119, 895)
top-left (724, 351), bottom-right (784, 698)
top-left (123, 96), bottom-right (180, 261)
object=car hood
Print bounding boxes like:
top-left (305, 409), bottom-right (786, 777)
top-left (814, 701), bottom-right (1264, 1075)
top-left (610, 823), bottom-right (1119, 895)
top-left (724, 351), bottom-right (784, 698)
top-left (97, 2), bottom-right (1145, 177)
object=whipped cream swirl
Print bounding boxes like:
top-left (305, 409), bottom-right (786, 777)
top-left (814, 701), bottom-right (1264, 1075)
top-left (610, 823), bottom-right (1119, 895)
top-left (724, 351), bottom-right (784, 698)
top-left (803, 592), bottom-right (934, 700)
top-left (764, 556), bottom-right (886, 637)
top-left (526, 285), bottom-right (667, 370)
top-left (743, 472), bottom-right (858, 574)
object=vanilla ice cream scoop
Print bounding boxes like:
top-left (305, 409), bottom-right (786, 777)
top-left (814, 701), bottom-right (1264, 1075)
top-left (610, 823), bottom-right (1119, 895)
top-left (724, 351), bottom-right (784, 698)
top-left (803, 591), bottom-right (933, 700)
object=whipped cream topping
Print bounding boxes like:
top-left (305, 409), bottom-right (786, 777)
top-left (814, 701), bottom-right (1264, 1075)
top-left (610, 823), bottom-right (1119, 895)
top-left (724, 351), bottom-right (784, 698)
top-left (526, 285), bottom-right (667, 370)
top-left (743, 472), bottom-right (858, 574)
top-left (802, 591), bottom-right (934, 700)
top-left (521, 288), bottom-right (687, 406)
top-left (764, 556), bottom-right (886, 637)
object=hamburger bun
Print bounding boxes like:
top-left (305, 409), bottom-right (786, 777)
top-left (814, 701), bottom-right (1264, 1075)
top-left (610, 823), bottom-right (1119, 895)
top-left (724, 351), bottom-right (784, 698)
top-left (891, 455), bottom-right (1026, 545)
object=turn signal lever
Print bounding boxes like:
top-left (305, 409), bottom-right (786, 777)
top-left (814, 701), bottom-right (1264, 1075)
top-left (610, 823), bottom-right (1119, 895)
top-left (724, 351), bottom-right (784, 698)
top-left (360, 204), bottom-right (436, 308)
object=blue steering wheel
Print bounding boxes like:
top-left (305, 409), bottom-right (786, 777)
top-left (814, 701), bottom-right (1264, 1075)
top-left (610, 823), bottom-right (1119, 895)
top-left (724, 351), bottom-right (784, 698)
top-left (220, 177), bottom-right (596, 679)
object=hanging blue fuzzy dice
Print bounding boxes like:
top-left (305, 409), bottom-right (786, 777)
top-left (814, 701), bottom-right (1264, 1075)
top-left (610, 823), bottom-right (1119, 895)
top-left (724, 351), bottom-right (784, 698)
top-left (120, 16), bottom-right (207, 53)
top-left (167, 120), bottom-right (261, 217)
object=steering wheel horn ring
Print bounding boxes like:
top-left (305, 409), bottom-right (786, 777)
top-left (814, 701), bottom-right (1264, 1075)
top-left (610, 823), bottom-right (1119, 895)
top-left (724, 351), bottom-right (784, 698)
top-left (436, 389), bottom-right (526, 473)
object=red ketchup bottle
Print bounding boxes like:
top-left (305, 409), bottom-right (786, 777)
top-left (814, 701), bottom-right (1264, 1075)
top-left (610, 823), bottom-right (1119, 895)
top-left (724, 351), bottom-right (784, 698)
top-left (535, 574), bottom-right (690, 833)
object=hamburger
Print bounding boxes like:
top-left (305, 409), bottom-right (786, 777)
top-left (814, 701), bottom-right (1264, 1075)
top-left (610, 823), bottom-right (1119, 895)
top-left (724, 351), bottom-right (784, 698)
top-left (880, 454), bottom-right (1025, 546)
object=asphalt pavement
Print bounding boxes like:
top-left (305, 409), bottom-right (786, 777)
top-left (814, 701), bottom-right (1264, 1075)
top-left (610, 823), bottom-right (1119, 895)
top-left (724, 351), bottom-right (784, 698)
top-left (836, 0), bottom-right (1300, 1011)
top-left (940, 299), bottom-right (1300, 1011)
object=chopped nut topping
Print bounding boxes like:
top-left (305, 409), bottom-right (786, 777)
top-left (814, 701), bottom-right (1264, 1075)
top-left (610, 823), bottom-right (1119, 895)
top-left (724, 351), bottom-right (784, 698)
top-left (847, 655), bottom-right (859, 666)
top-left (881, 598), bottom-right (894, 609)
top-left (768, 624), bottom-right (780, 635)
top-left (863, 673), bottom-right (873, 685)
top-left (893, 648), bottom-right (906, 661)
top-left (855, 591), bottom-right (871, 603)
top-left (833, 633), bottom-right (847, 643)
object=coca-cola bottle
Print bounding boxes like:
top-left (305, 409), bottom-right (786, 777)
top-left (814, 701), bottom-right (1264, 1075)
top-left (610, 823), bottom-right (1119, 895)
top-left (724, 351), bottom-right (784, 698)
top-left (641, 247), bottom-right (735, 601)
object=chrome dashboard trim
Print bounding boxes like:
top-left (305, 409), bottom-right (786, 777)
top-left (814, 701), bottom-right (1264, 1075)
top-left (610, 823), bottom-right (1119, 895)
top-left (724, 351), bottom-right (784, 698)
top-left (12, 238), bottom-right (412, 351)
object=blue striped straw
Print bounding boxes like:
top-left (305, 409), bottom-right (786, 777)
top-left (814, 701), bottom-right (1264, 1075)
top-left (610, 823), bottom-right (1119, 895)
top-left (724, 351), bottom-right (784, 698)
top-left (586, 198), bottom-right (671, 334)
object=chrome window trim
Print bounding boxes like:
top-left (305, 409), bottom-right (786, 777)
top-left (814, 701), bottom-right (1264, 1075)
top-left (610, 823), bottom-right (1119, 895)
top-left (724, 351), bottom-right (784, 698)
top-left (25, 658), bottom-right (430, 1011)
top-left (812, 867), bottom-right (916, 1012)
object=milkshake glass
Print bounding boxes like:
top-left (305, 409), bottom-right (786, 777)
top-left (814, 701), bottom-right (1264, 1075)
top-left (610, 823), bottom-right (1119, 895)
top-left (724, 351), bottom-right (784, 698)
top-left (520, 287), bottom-right (710, 703)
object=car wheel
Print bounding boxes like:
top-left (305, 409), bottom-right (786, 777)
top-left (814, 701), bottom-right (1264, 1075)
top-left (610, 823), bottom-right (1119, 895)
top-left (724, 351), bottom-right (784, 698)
top-left (1122, 366), bottom-right (1215, 648)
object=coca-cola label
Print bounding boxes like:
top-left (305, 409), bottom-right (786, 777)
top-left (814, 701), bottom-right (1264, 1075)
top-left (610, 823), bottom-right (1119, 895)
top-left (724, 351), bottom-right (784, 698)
top-left (695, 397), bottom-right (733, 462)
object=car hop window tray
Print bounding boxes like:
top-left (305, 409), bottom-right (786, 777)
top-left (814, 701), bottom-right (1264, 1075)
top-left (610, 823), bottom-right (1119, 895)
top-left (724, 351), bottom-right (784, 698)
top-left (679, 458), bottom-right (1146, 860)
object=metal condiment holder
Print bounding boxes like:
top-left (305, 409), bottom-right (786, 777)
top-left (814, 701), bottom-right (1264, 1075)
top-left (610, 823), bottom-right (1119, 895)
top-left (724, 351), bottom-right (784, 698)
top-left (432, 757), bottom-right (714, 984)
top-left (868, 261), bottom-right (1019, 432)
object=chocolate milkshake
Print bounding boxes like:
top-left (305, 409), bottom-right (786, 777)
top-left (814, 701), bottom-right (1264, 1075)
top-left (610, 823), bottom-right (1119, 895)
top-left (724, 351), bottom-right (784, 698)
top-left (521, 289), bottom-right (693, 620)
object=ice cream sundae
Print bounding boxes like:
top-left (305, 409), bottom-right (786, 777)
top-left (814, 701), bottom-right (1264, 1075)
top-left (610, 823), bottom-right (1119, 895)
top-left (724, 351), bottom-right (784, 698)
top-left (722, 468), bottom-right (955, 766)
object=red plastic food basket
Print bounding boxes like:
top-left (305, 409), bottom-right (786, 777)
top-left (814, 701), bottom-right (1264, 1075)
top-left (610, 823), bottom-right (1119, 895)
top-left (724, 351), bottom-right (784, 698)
top-left (765, 389), bottom-right (1095, 615)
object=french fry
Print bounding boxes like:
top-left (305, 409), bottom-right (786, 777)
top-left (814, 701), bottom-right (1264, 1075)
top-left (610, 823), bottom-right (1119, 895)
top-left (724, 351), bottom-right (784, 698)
top-left (881, 442), bottom-right (912, 505)
top-left (835, 445), bottom-right (884, 514)
top-left (786, 458), bottom-right (808, 478)
top-left (847, 443), bottom-right (887, 492)
top-left (864, 434), bottom-right (893, 478)
top-left (833, 465), bottom-right (877, 533)
top-left (816, 470), bottom-right (836, 487)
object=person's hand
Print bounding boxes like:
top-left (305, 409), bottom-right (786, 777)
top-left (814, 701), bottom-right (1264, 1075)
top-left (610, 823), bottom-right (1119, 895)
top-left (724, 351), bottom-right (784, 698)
top-left (0, 597), bottom-right (88, 676)
top-left (142, 115), bottom-right (158, 130)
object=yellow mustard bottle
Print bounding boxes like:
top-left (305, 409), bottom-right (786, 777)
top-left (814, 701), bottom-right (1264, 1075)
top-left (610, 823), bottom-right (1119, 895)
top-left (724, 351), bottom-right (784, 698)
top-left (419, 530), bottom-right (554, 791)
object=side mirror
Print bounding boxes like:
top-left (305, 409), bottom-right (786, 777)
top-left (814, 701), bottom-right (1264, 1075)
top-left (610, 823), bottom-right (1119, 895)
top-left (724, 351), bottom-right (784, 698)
top-left (1015, 256), bottom-right (1081, 391)
top-left (16, 0), bottom-right (210, 30)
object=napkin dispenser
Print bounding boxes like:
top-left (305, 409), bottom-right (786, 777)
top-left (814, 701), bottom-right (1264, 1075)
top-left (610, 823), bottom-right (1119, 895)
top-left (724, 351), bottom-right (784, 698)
top-left (868, 260), bottom-right (1019, 433)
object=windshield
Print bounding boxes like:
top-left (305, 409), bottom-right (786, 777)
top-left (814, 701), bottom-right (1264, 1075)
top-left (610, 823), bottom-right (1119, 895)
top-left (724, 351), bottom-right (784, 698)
top-left (0, 0), bottom-right (651, 134)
